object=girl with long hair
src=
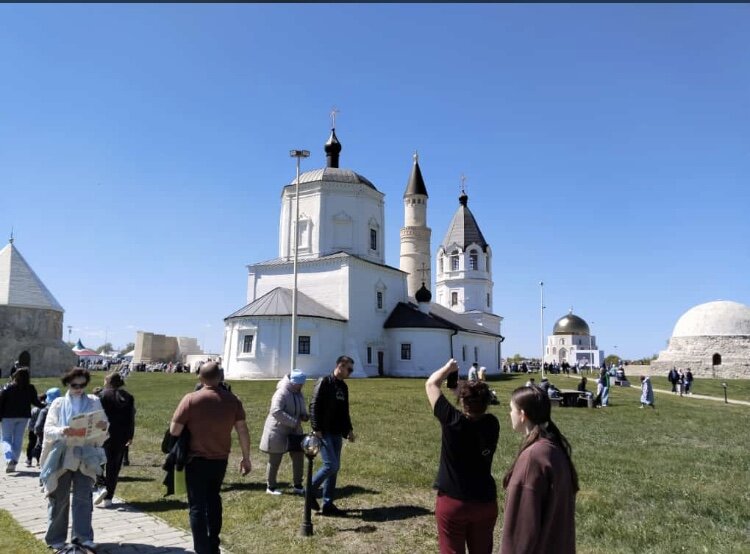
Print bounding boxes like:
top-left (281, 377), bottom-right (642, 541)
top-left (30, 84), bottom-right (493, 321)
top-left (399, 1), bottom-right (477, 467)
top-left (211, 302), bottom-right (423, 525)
top-left (501, 386), bottom-right (579, 554)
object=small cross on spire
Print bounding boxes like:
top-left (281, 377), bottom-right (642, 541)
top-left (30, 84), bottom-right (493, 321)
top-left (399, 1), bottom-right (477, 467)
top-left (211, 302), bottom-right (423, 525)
top-left (460, 173), bottom-right (467, 194)
top-left (9, 227), bottom-right (14, 245)
top-left (330, 106), bottom-right (340, 129)
top-left (417, 262), bottom-right (429, 282)
top-left (413, 150), bottom-right (419, 163)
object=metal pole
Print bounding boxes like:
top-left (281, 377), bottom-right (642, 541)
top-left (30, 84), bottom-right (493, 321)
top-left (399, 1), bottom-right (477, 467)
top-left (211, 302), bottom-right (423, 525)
top-left (289, 150), bottom-right (309, 372)
top-left (300, 454), bottom-right (315, 536)
top-left (540, 281), bottom-right (545, 379)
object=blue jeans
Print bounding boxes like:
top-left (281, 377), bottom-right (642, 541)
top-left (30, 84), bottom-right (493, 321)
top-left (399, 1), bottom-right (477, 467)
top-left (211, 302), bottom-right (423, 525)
top-left (1, 417), bottom-right (28, 463)
top-left (601, 386), bottom-right (610, 406)
top-left (185, 457), bottom-right (228, 554)
top-left (311, 434), bottom-right (343, 506)
top-left (45, 470), bottom-right (95, 546)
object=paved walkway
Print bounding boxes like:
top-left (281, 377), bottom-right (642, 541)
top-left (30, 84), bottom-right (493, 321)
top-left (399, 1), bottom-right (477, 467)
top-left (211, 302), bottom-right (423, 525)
top-left (0, 465), bottom-right (195, 553)
top-left (651, 388), bottom-right (750, 406)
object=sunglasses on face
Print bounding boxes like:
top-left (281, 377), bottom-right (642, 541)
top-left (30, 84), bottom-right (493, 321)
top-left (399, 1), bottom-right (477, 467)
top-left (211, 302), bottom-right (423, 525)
top-left (69, 382), bottom-right (86, 389)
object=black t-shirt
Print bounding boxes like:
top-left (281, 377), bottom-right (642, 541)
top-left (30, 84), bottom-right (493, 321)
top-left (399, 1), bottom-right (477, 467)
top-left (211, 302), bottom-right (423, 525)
top-left (433, 394), bottom-right (499, 502)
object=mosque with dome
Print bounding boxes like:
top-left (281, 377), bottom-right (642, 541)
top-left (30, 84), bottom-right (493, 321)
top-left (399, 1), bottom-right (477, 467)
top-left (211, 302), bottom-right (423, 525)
top-left (652, 300), bottom-right (750, 378)
top-left (222, 125), bottom-right (504, 379)
top-left (543, 310), bottom-right (602, 368)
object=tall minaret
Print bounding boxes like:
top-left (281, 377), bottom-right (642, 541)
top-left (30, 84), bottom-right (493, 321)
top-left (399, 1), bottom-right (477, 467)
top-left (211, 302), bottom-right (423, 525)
top-left (399, 152), bottom-right (431, 298)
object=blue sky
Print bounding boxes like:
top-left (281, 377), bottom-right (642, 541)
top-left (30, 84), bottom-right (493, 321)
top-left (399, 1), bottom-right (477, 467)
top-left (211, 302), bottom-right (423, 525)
top-left (1, 4), bottom-right (748, 360)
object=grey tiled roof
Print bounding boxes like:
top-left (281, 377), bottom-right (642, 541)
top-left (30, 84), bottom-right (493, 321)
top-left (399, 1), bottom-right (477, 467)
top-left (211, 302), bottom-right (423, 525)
top-left (252, 251), bottom-right (406, 274)
top-left (384, 301), bottom-right (500, 337)
top-left (0, 242), bottom-right (64, 312)
top-left (441, 195), bottom-right (489, 251)
top-left (286, 167), bottom-right (377, 191)
top-left (225, 287), bottom-right (346, 321)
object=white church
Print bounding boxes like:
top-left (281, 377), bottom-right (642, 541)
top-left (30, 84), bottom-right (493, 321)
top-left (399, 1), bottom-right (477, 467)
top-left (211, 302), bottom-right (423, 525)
top-left (222, 125), bottom-right (504, 379)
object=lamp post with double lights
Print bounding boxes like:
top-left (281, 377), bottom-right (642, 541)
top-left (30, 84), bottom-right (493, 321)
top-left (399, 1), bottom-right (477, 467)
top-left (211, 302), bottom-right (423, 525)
top-left (588, 321), bottom-right (595, 373)
top-left (300, 433), bottom-right (321, 536)
top-left (289, 149), bottom-right (310, 372)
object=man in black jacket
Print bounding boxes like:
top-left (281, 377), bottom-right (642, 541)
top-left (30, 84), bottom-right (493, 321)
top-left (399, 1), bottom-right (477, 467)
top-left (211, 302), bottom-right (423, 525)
top-left (309, 355), bottom-right (356, 516)
top-left (95, 372), bottom-right (135, 508)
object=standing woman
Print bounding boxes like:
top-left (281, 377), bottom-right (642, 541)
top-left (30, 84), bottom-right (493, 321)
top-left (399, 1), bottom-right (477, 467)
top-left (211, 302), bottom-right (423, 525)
top-left (41, 368), bottom-right (108, 550)
top-left (426, 359), bottom-right (500, 554)
top-left (501, 386), bottom-right (579, 554)
top-left (259, 369), bottom-right (309, 495)
top-left (0, 367), bottom-right (44, 472)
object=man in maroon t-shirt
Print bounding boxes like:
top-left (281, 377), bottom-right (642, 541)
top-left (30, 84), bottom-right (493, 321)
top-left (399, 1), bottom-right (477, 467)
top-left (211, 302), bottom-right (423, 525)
top-left (170, 362), bottom-right (252, 554)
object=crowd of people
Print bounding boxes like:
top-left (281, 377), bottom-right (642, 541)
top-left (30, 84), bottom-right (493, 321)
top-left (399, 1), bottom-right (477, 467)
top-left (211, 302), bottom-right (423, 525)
top-left (667, 367), bottom-right (694, 396)
top-left (0, 357), bottom-right (582, 554)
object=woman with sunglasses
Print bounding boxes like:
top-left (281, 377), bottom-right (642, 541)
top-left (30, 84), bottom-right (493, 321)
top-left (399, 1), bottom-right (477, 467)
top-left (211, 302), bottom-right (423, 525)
top-left (41, 367), bottom-right (109, 550)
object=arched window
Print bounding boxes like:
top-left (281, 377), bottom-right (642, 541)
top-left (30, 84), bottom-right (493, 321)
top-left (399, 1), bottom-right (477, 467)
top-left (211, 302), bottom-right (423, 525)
top-left (469, 250), bottom-right (478, 270)
top-left (450, 250), bottom-right (460, 271)
top-left (439, 255), bottom-right (444, 274)
top-left (712, 353), bottom-right (722, 365)
top-left (451, 292), bottom-right (458, 306)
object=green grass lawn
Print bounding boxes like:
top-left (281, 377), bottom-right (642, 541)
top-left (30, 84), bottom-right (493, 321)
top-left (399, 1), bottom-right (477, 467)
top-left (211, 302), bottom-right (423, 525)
top-left (0, 509), bottom-right (49, 553)
top-left (27, 371), bottom-right (750, 553)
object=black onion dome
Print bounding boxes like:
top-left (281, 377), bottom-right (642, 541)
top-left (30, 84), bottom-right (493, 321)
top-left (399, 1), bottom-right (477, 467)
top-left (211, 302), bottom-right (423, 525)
top-left (415, 282), bottom-right (432, 303)
top-left (325, 128), bottom-right (342, 168)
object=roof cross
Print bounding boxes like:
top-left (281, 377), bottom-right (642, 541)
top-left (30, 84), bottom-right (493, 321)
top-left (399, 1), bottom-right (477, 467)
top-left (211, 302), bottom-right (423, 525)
top-left (417, 262), bottom-right (429, 281)
top-left (9, 227), bottom-right (14, 244)
top-left (330, 106), bottom-right (340, 129)
top-left (460, 173), bottom-right (467, 194)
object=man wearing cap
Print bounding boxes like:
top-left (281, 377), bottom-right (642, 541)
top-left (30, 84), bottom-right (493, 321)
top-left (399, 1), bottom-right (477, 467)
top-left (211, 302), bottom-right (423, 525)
top-left (309, 355), bottom-right (356, 517)
top-left (170, 362), bottom-right (252, 554)
top-left (259, 369), bottom-right (309, 495)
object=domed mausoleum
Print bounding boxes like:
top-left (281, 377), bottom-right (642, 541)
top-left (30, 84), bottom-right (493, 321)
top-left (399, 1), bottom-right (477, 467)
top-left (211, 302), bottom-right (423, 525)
top-left (543, 309), bottom-right (602, 368)
top-left (652, 300), bottom-right (750, 378)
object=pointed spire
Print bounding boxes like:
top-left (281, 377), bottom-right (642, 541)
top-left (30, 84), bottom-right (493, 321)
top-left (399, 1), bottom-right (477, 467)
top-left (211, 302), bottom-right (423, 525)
top-left (325, 107), bottom-right (342, 168)
top-left (404, 151), bottom-right (428, 197)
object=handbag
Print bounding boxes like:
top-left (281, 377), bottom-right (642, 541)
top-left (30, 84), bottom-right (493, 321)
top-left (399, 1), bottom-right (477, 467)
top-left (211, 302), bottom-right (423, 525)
top-left (287, 433), bottom-right (305, 453)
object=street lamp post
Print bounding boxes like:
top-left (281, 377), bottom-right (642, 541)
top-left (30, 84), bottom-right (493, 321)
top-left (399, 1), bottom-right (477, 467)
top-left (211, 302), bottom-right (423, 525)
top-left (589, 321), bottom-right (595, 373)
top-left (289, 149), bottom-right (310, 372)
top-left (300, 433), bottom-right (321, 536)
top-left (540, 281), bottom-right (545, 378)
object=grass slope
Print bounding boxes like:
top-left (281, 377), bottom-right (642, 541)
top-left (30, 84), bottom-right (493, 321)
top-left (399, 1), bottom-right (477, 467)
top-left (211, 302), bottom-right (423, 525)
top-left (26, 372), bottom-right (750, 553)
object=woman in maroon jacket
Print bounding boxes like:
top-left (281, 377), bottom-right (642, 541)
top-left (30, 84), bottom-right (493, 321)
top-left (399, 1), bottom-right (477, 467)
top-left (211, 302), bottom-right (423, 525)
top-left (501, 386), bottom-right (579, 554)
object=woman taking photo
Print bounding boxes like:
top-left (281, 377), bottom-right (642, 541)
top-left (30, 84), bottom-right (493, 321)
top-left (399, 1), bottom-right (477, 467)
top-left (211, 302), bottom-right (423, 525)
top-left (501, 386), bottom-right (579, 554)
top-left (41, 368), bottom-right (108, 550)
top-left (425, 359), bottom-right (500, 554)
top-left (0, 367), bottom-right (44, 472)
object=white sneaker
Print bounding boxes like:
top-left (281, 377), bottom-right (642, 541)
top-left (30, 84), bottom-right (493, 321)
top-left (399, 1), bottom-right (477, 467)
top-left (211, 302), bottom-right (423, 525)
top-left (96, 498), bottom-right (113, 508)
top-left (93, 488), bottom-right (108, 505)
top-left (266, 487), bottom-right (282, 495)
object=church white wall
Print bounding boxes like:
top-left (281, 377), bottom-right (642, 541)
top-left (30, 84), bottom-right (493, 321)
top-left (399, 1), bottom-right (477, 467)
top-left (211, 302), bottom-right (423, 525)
top-left (346, 260), bottom-right (408, 376)
top-left (223, 315), bottom-right (346, 379)
top-left (386, 328), bottom-right (453, 377)
top-left (248, 261), bottom-right (349, 317)
top-left (280, 181), bottom-right (385, 264)
top-left (435, 244), bottom-right (493, 313)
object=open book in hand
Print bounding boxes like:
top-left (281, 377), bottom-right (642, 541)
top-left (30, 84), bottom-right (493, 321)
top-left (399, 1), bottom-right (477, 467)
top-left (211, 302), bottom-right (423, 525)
top-left (67, 410), bottom-right (108, 445)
